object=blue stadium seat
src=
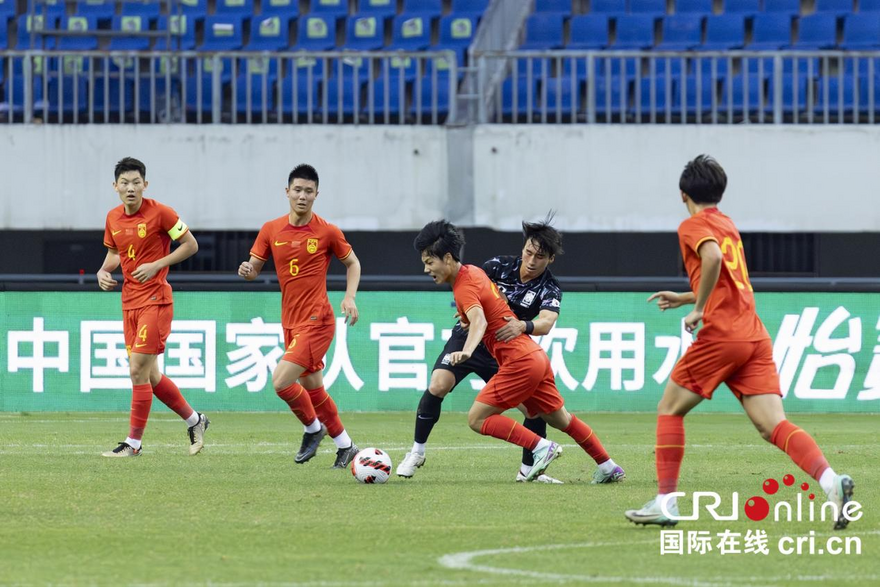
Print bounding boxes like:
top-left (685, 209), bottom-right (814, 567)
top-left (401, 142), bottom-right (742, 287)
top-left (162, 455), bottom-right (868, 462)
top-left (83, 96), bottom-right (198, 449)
top-left (859, 75), bottom-right (880, 113)
top-left (235, 58), bottom-right (277, 115)
top-left (700, 15), bottom-right (745, 49)
top-left (310, 0), bottom-right (350, 17)
top-left (696, 57), bottom-right (731, 80)
top-left (609, 15), bottom-right (656, 48)
top-left (343, 15), bottom-right (385, 50)
top-left (719, 74), bottom-right (764, 116)
top-left (567, 15), bottom-right (609, 48)
top-left (0, 17), bottom-right (8, 49)
top-left (745, 55), bottom-right (820, 77)
top-left (109, 16), bottom-right (150, 50)
top-left (76, 0), bottom-right (115, 20)
top-left (843, 56), bottom-right (880, 75)
top-left (216, 0), bottom-right (255, 15)
top-left (261, 0), bottom-right (300, 17)
top-left (653, 57), bottom-right (686, 76)
top-left (543, 76), bottom-right (580, 117)
top-left (360, 0), bottom-right (397, 18)
top-left (763, 0), bottom-right (801, 16)
top-left (410, 72), bottom-right (452, 120)
top-left (186, 74), bottom-right (222, 115)
top-left (862, 0), bottom-right (880, 11)
top-left (656, 15), bottom-right (703, 50)
top-left (91, 76), bottom-right (135, 115)
top-left (590, 0), bottom-right (626, 14)
top-left (403, 0), bottom-right (443, 20)
top-left (814, 75), bottom-right (855, 116)
top-left (766, 74), bottom-right (810, 115)
top-left (749, 14), bottom-right (793, 49)
top-left (521, 13), bottom-right (565, 48)
top-left (671, 75), bottom-right (716, 116)
top-left (593, 76), bottom-right (628, 117)
top-left (439, 14), bottom-right (477, 47)
top-left (58, 15), bottom-right (99, 50)
top-left (813, 0), bottom-right (854, 15)
top-left (501, 77), bottom-right (539, 118)
top-left (368, 75), bottom-right (406, 118)
top-left (17, 15), bottom-right (58, 49)
top-left (723, 0), bottom-right (760, 14)
top-left (534, 0), bottom-right (571, 14)
top-left (6, 75), bottom-right (45, 114)
top-left (391, 14), bottom-right (431, 50)
top-left (841, 14), bottom-right (880, 49)
top-left (0, 0), bottom-right (16, 20)
top-left (120, 2), bottom-right (161, 21)
top-left (244, 15), bottom-right (290, 51)
top-left (155, 16), bottom-right (198, 50)
top-left (294, 15), bottom-right (336, 50)
top-left (323, 77), bottom-right (365, 118)
top-left (26, 0), bottom-right (65, 18)
top-left (200, 16), bottom-right (245, 51)
top-left (281, 76), bottom-right (320, 116)
top-left (289, 55), bottom-right (328, 81)
top-left (596, 56), bottom-right (639, 79)
top-left (178, 0), bottom-right (208, 18)
top-left (791, 14), bottom-right (838, 49)
top-left (45, 75), bottom-right (88, 115)
top-left (632, 76), bottom-right (675, 117)
top-left (451, 0), bottom-right (488, 17)
top-left (675, 0), bottom-right (713, 14)
top-left (629, 0), bottom-right (667, 16)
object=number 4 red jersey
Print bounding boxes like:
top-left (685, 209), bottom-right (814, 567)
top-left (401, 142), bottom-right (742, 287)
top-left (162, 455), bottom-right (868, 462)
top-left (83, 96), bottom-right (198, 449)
top-left (678, 207), bottom-right (768, 341)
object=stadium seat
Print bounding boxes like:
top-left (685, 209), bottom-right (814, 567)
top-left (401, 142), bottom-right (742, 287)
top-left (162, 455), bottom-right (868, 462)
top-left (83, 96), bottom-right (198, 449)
top-left (843, 56), bottom-right (880, 76)
top-left (0, 0), bottom-right (16, 20)
top-left (402, 0), bottom-right (443, 20)
top-left (360, 0), bottom-right (397, 18)
top-left (261, 0), bottom-right (300, 17)
top-left (155, 15), bottom-right (197, 50)
top-left (368, 75), bottom-right (406, 119)
top-left (451, 0), bottom-right (488, 17)
top-left (281, 75), bottom-right (321, 117)
top-left (323, 77), bottom-right (365, 119)
top-left (521, 13), bottom-right (565, 49)
top-left (791, 14), bottom-right (838, 49)
top-left (593, 76), bottom-right (628, 117)
top-left (91, 76), bottom-right (135, 115)
top-left (216, 0), bottom-right (255, 16)
top-left (57, 15), bottom-right (99, 50)
top-left (719, 74), bottom-right (764, 117)
top-left (766, 74), bottom-right (810, 115)
top-left (543, 76), bottom-right (579, 117)
top-left (293, 15), bottom-right (336, 50)
top-left (699, 15), bottom-right (746, 50)
top-left (343, 15), bottom-right (385, 50)
top-left (410, 72), bottom-right (452, 120)
top-left (814, 75), bottom-right (856, 117)
top-left (26, 0), bottom-right (65, 18)
top-left (629, 0), bottom-right (667, 16)
top-left (567, 15), bottom-right (609, 49)
top-left (391, 14), bottom-right (432, 50)
top-left (861, 0), bottom-right (880, 12)
top-left (590, 0), bottom-right (626, 14)
top-left (6, 75), bottom-right (45, 114)
top-left (858, 75), bottom-right (880, 113)
top-left (76, 0), bottom-right (115, 20)
top-left (841, 14), bottom-right (880, 49)
top-left (813, 0), bottom-right (854, 15)
top-left (178, 0), bottom-right (208, 18)
top-left (310, 0), bottom-right (350, 17)
top-left (438, 14), bottom-right (477, 48)
top-left (45, 75), bottom-right (88, 115)
top-left (534, 0), bottom-right (571, 14)
top-left (109, 16), bottom-right (150, 50)
top-left (596, 55), bottom-right (639, 79)
top-left (763, 0), bottom-right (801, 16)
top-left (671, 75), bottom-right (716, 116)
top-left (723, 0), bottom-right (760, 15)
top-left (675, 0), bottom-right (713, 14)
top-left (244, 15), bottom-right (290, 51)
top-left (200, 16), bottom-right (245, 51)
top-left (17, 15), bottom-right (57, 49)
top-left (609, 15), bottom-right (656, 48)
top-left (185, 74), bottom-right (222, 115)
top-left (289, 55), bottom-right (328, 81)
top-left (696, 57), bottom-right (731, 80)
top-left (656, 15), bottom-right (704, 50)
top-left (652, 57), bottom-right (686, 77)
top-left (501, 77), bottom-right (539, 118)
top-left (749, 14), bottom-right (793, 49)
top-left (235, 58), bottom-right (277, 115)
top-left (0, 17), bottom-right (8, 49)
top-left (120, 2), bottom-right (161, 22)
top-left (632, 76), bottom-right (675, 117)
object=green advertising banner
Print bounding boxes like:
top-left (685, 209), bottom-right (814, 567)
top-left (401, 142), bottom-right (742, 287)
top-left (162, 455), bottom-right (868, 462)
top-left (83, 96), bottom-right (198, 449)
top-left (1, 291), bottom-right (878, 413)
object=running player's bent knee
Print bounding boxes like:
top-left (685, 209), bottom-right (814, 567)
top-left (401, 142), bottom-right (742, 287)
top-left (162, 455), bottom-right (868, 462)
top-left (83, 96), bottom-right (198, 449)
top-left (467, 414), bottom-right (484, 433)
top-left (427, 380), bottom-right (453, 397)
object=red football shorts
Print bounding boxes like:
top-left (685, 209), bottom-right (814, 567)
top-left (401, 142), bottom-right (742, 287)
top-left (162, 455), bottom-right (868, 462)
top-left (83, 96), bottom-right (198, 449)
top-left (476, 349), bottom-right (565, 415)
top-left (282, 322), bottom-right (335, 376)
top-left (671, 336), bottom-right (782, 400)
top-left (124, 304), bottom-right (173, 356)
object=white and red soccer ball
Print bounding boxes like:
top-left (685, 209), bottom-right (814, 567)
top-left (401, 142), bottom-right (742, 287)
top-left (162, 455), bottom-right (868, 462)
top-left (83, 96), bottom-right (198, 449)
top-left (351, 448), bottom-right (392, 484)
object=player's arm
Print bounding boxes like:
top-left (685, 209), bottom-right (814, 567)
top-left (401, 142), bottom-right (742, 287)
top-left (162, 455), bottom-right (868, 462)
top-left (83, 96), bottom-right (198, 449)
top-left (647, 290), bottom-right (696, 310)
top-left (339, 250), bottom-right (361, 326)
top-left (96, 248), bottom-right (121, 291)
top-left (684, 240), bottom-right (723, 333)
top-left (131, 231), bottom-right (199, 283)
top-left (495, 309), bottom-right (558, 342)
top-left (238, 255), bottom-right (267, 281)
top-left (449, 305), bottom-right (487, 366)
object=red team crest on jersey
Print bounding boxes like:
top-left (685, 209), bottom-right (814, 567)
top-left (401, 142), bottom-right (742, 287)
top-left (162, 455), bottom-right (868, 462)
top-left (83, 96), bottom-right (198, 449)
top-left (307, 238), bottom-right (319, 254)
top-left (137, 223), bottom-right (147, 238)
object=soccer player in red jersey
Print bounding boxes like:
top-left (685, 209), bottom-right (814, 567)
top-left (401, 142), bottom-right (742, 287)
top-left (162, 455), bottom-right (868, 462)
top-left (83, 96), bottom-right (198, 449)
top-left (414, 220), bottom-right (624, 482)
top-left (97, 157), bottom-right (209, 457)
top-left (625, 155), bottom-right (854, 529)
top-left (238, 164), bottom-right (362, 468)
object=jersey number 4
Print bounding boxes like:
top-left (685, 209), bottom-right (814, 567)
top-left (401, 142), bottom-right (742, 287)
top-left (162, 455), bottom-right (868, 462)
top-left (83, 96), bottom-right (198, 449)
top-left (721, 237), bottom-right (753, 291)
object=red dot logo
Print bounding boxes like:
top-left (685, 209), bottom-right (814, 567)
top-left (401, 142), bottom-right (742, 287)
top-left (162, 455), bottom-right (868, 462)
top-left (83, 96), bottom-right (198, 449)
top-left (762, 479), bottom-right (779, 495)
top-left (783, 474), bottom-right (795, 486)
top-left (801, 482), bottom-right (810, 491)
top-left (745, 496), bottom-right (770, 521)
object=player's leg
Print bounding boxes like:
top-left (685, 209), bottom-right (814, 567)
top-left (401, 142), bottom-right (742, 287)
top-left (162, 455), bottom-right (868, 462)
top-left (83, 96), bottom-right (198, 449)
top-left (273, 350), bottom-right (323, 464)
top-left (299, 369), bottom-right (358, 469)
top-left (518, 414), bottom-right (552, 482)
top-left (397, 368), bottom-right (456, 477)
top-left (538, 405), bottom-right (625, 484)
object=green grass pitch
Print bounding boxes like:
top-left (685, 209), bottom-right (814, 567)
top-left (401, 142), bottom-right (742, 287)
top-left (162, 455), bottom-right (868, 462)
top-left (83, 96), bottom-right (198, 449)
top-left (0, 412), bottom-right (876, 586)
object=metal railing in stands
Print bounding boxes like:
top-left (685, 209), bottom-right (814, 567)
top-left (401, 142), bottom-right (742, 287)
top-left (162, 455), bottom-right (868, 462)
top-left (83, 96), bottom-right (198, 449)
top-left (472, 50), bottom-right (880, 124)
top-left (0, 50), bottom-right (459, 124)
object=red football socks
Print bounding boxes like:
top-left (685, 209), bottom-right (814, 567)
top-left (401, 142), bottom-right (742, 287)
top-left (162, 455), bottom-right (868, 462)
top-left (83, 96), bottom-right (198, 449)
top-left (480, 414), bottom-right (541, 450)
top-left (656, 415), bottom-right (685, 494)
top-left (276, 383), bottom-right (317, 426)
top-left (305, 386), bottom-right (344, 438)
top-left (770, 420), bottom-right (830, 480)
top-left (128, 383), bottom-right (153, 441)
top-left (562, 416), bottom-right (610, 465)
top-left (152, 375), bottom-right (194, 420)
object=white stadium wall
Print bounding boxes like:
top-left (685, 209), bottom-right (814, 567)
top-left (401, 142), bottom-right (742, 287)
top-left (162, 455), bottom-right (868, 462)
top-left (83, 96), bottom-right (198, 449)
top-left (1, 124), bottom-right (878, 232)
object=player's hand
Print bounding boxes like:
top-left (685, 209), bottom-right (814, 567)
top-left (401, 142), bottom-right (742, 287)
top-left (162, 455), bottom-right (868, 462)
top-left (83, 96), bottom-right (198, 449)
top-left (495, 316), bottom-right (525, 342)
top-left (647, 291), bottom-right (685, 311)
top-left (684, 309), bottom-right (704, 333)
top-left (96, 269), bottom-right (118, 291)
top-left (449, 350), bottom-right (471, 366)
top-left (238, 261), bottom-right (255, 280)
top-left (132, 262), bottom-right (161, 283)
top-left (341, 296), bottom-right (359, 326)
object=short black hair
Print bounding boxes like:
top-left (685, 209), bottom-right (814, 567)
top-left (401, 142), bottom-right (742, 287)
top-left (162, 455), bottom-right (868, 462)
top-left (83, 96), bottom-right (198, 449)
top-left (523, 212), bottom-right (563, 257)
top-left (679, 154), bottom-right (727, 204)
top-left (114, 157), bottom-right (146, 181)
top-left (288, 164), bottom-right (319, 188)
top-left (414, 220), bottom-right (465, 263)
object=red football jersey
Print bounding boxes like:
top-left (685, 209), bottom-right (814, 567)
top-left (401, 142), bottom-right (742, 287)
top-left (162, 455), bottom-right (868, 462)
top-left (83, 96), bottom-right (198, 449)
top-left (678, 208), bottom-right (768, 341)
top-left (103, 198), bottom-right (188, 310)
top-left (453, 264), bottom-right (542, 365)
top-left (250, 213), bottom-right (352, 329)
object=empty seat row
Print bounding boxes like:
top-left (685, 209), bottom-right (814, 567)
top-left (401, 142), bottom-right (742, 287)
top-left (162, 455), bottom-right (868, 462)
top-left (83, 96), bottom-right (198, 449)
top-left (534, 0), bottom-right (880, 16)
